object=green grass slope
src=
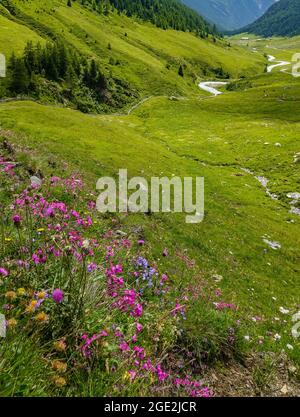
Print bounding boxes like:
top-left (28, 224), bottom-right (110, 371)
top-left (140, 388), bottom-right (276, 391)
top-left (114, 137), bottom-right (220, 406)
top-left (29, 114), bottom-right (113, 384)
top-left (0, 0), bottom-right (265, 100)
top-left (0, 66), bottom-right (299, 363)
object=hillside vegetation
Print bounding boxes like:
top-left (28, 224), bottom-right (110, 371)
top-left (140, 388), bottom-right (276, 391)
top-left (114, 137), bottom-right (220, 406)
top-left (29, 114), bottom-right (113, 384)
top-left (241, 0), bottom-right (300, 37)
top-left (0, 0), bottom-right (264, 113)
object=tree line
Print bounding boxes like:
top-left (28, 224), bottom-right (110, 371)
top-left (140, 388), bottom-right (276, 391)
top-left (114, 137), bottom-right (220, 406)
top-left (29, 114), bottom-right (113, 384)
top-left (76, 0), bottom-right (216, 36)
top-left (8, 41), bottom-right (107, 99)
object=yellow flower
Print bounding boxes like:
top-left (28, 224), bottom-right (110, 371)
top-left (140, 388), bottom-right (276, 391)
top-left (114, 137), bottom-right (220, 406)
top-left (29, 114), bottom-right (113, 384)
top-left (7, 318), bottom-right (17, 328)
top-left (54, 340), bottom-right (67, 352)
top-left (123, 372), bottom-right (130, 381)
top-left (52, 360), bottom-right (67, 373)
top-left (37, 228), bottom-right (45, 232)
top-left (52, 376), bottom-right (67, 387)
top-left (26, 299), bottom-right (38, 313)
top-left (35, 312), bottom-right (48, 322)
top-left (17, 288), bottom-right (26, 296)
top-left (4, 237), bottom-right (12, 242)
top-left (37, 291), bottom-right (47, 300)
top-left (5, 291), bottom-right (16, 300)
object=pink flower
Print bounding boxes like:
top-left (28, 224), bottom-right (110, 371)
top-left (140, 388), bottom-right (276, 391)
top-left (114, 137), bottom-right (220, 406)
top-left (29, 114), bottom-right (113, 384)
top-left (119, 342), bottom-right (130, 352)
top-left (138, 240), bottom-right (145, 246)
top-left (0, 268), bottom-right (9, 277)
top-left (128, 370), bottom-right (137, 380)
top-left (136, 323), bottom-right (143, 333)
top-left (131, 303), bottom-right (143, 317)
top-left (52, 289), bottom-right (64, 304)
top-left (156, 364), bottom-right (169, 381)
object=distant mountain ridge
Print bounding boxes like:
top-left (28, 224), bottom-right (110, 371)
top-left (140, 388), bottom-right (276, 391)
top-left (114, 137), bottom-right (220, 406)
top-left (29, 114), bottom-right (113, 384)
top-left (181, 0), bottom-right (277, 30)
top-left (240, 0), bottom-right (300, 36)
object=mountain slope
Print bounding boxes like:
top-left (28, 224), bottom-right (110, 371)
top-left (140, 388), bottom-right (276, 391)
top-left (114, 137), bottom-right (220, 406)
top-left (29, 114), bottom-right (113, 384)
top-left (182, 0), bottom-right (276, 30)
top-left (0, 0), bottom-right (264, 112)
top-left (241, 0), bottom-right (300, 36)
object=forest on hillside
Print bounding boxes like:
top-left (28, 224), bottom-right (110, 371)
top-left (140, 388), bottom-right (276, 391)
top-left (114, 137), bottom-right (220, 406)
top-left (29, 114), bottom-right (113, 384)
top-left (80, 0), bottom-right (216, 35)
top-left (242, 0), bottom-right (300, 37)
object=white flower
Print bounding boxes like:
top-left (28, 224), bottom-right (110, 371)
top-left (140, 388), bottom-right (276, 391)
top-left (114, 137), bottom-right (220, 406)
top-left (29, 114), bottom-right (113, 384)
top-left (274, 333), bottom-right (281, 341)
top-left (279, 307), bottom-right (289, 314)
top-left (286, 344), bottom-right (294, 350)
top-left (244, 335), bottom-right (250, 341)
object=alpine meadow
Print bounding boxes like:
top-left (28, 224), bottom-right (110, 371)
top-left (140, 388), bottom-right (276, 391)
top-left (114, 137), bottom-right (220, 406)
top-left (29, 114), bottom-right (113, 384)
top-left (0, 0), bottom-right (299, 399)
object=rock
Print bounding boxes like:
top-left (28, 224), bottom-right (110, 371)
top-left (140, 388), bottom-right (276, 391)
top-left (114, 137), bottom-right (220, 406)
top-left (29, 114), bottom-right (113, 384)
top-left (30, 176), bottom-right (42, 187)
top-left (263, 238), bottom-right (281, 250)
top-left (287, 192), bottom-right (300, 201)
top-left (289, 207), bottom-right (300, 217)
top-left (293, 152), bottom-right (300, 163)
top-left (212, 274), bottom-right (223, 283)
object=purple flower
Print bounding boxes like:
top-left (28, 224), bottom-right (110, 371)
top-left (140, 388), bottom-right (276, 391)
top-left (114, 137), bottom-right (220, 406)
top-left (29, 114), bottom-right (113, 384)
top-left (87, 263), bottom-right (97, 273)
top-left (12, 214), bottom-right (22, 225)
top-left (52, 289), bottom-right (64, 304)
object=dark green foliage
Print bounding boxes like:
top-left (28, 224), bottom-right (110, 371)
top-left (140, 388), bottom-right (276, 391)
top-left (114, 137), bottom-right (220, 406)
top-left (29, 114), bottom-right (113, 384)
top-left (85, 0), bottom-right (216, 34)
top-left (178, 65), bottom-right (184, 77)
top-left (4, 41), bottom-right (112, 112)
top-left (240, 0), bottom-right (300, 37)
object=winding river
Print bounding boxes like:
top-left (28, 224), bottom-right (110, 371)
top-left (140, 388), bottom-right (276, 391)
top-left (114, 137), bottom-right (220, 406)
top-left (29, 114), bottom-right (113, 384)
top-left (198, 54), bottom-right (291, 97)
top-left (267, 55), bottom-right (290, 73)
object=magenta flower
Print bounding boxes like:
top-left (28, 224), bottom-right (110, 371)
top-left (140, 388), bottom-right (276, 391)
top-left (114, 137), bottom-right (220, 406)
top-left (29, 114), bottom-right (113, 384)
top-left (52, 289), bottom-right (64, 304)
top-left (131, 303), bottom-right (143, 317)
top-left (119, 342), bottom-right (130, 352)
top-left (12, 214), bottom-right (22, 225)
top-left (138, 240), bottom-right (145, 246)
top-left (0, 268), bottom-right (9, 277)
top-left (136, 323), bottom-right (143, 333)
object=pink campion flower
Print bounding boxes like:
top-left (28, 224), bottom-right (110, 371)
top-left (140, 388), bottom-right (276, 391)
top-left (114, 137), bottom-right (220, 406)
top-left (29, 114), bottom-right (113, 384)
top-left (119, 342), bottom-right (130, 352)
top-left (32, 253), bottom-right (47, 264)
top-left (156, 364), bottom-right (169, 382)
top-left (50, 176), bottom-right (61, 184)
top-left (136, 323), bottom-right (143, 333)
top-left (44, 207), bottom-right (55, 217)
top-left (52, 289), bottom-right (64, 304)
top-left (138, 240), bottom-right (145, 246)
top-left (131, 303), bottom-right (143, 318)
top-left (190, 387), bottom-right (212, 398)
top-left (71, 210), bottom-right (80, 219)
top-left (87, 201), bottom-right (96, 210)
top-left (128, 370), bottom-right (137, 381)
top-left (54, 224), bottom-right (62, 232)
top-left (0, 268), bottom-right (9, 277)
top-left (133, 346), bottom-right (145, 359)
